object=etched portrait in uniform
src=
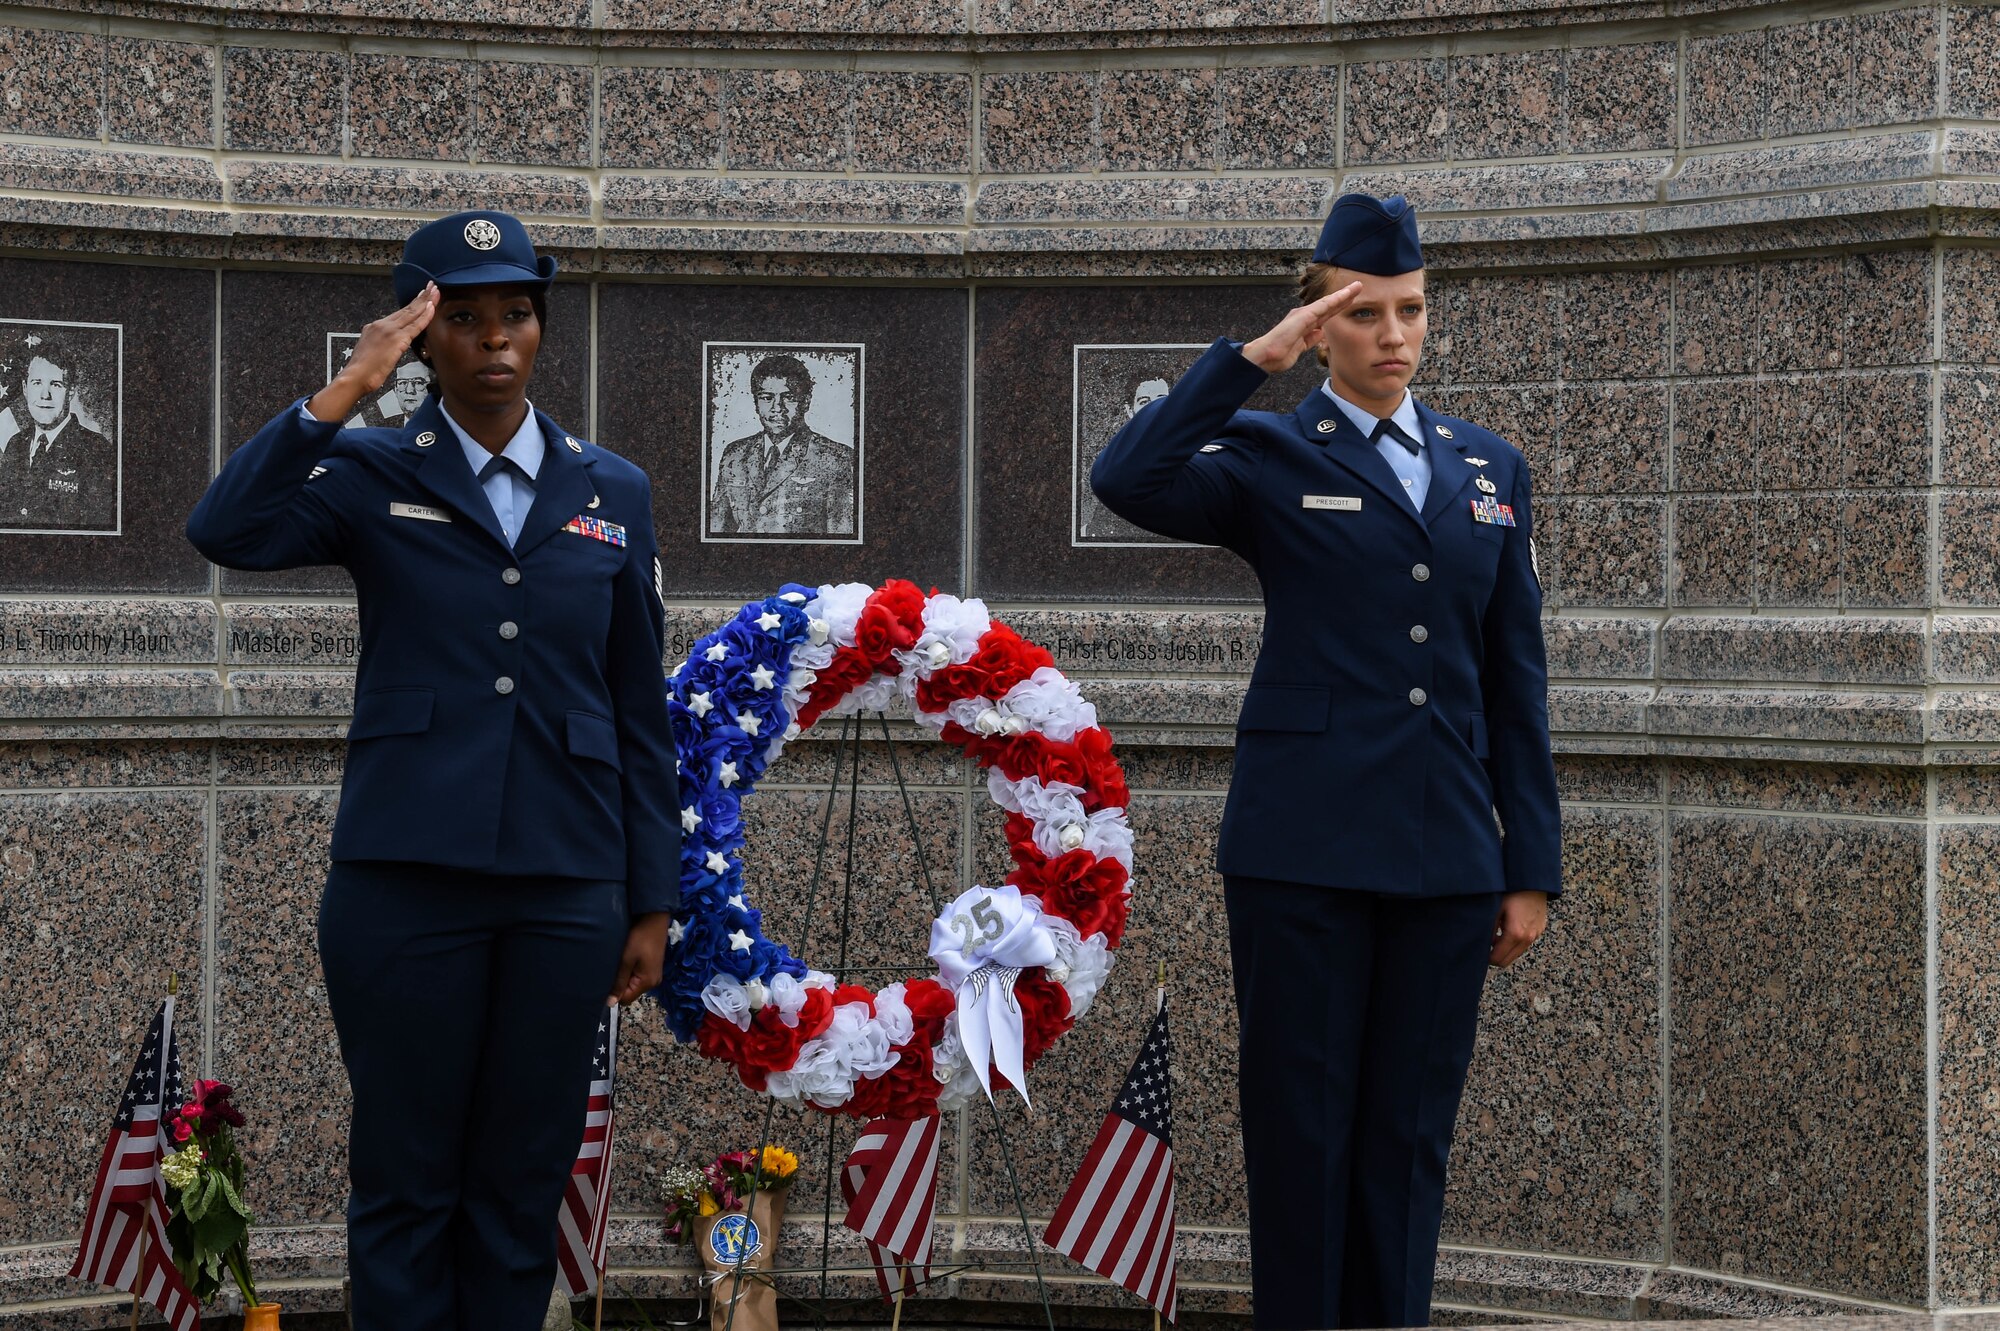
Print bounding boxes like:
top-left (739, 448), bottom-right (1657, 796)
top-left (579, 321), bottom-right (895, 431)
top-left (0, 320), bottom-right (122, 535)
top-left (1073, 344), bottom-right (1207, 547)
top-left (702, 343), bottom-right (863, 544)
top-left (328, 333), bottom-right (433, 431)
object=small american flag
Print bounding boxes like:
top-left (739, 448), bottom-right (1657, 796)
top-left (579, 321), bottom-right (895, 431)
top-left (555, 1005), bottom-right (620, 1297)
top-left (1042, 993), bottom-right (1178, 1323)
top-left (841, 1115), bottom-right (941, 1301)
top-left (67, 996), bottom-right (202, 1331)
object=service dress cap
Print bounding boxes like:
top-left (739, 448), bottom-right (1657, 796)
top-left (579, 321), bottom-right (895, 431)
top-left (393, 210), bottom-right (557, 305)
top-left (1311, 193), bottom-right (1424, 275)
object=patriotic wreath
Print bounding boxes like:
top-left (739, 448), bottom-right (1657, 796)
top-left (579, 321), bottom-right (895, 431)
top-left (655, 580), bottom-right (1132, 1120)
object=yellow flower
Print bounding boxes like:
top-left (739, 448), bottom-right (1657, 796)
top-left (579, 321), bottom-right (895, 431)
top-left (760, 1146), bottom-right (798, 1179)
top-left (698, 1192), bottom-right (720, 1217)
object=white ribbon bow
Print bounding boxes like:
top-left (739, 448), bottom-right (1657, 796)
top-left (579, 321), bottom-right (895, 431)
top-left (927, 884), bottom-right (1058, 1107)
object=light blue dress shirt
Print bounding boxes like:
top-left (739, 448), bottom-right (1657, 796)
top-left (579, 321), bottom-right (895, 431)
top-left (1321, 383), bottom-right (1429, 513)
top-left (438, 402), bottom-right (543, 547)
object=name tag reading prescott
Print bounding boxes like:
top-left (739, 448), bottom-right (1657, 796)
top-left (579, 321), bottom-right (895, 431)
top-left (1303, 495), bottom-right (1362, 512)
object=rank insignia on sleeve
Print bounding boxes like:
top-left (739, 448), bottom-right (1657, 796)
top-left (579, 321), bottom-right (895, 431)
top-left (1200, 443), bottom-right (1227, 453)
top-left (564, 514), bottom-right (628, 547)
top-left (1471, 497), bottom-right (1517, 527)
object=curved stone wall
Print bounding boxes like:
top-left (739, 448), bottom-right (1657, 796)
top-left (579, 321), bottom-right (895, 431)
top-left (0, 0), bottom-right (1996, 1326)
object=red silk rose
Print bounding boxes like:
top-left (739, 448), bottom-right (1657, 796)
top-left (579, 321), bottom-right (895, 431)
top-left (1015, 972), bottom-right (1075, 1064)
top-left (854, 604), bottom-right (915, 664)
top-left (845, 1042), bottom-right (944, 1120)
top-left (1075, 727), bottom-right (1130, 811)
top-left (1013, 850), bottom-right (1131, 945)
top-left (902, 978), bottom-right (957, 1045)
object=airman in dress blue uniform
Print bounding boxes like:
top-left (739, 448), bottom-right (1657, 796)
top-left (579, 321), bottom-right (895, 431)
top-left (187, 212), bottom-right (680, 1331)
top-left (1092, 194), bottom-right (1562, 1331)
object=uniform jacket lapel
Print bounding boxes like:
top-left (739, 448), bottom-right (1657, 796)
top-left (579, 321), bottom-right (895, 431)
top-left (511, 408), bottom-right (598, 556)
top-left (1414, 401), bottom-right (1474, 527)
top-left (1293, 391), bottom-right (1426, 530)
top-left (752, 433), bottom-right (808, 506)
top-left (399, 398), bottom-right (513, 553)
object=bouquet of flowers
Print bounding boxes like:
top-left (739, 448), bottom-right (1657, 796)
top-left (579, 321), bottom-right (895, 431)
top-left (663, 1145), bottom-right (799, 1331)
top-left (157, 1080), bottom-right (266, 1319)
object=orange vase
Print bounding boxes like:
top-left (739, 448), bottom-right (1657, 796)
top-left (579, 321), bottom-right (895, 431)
top-left (242, 1304), bottom-right (281, 1330)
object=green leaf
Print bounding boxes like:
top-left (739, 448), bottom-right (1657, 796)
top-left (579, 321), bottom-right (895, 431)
top-left (217, 1172), bottom-right (253, 1221)
top-left (184, 1172), bottom-right (217, 1222)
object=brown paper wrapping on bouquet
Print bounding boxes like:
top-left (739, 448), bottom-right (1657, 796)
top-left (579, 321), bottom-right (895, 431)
top-left (697, 1187), bottom-right (787, 1331)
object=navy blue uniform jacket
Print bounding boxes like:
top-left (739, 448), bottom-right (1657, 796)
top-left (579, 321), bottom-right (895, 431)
top-left (187, 397), bottom-right (681, 915)
top-left (1092, 338), bottom-right (1561, 899)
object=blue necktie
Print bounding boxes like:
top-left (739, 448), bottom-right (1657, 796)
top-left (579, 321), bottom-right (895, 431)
top-left (478, 454), bottom-right (519, 483)
top-left (1372, 418), bottom-right (1420, 457)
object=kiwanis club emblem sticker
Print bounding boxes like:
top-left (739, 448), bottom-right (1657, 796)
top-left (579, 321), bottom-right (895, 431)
top-left (463, 218), bottom-right (502, 251)
top-left (709, 1213), bottom-right (762, 1265)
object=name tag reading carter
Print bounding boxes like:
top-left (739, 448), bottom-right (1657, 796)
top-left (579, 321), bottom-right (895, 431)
top-left (1303, 495), bottom-right (1363, 512)
top-left (389, 502), bottom-right (452, 523)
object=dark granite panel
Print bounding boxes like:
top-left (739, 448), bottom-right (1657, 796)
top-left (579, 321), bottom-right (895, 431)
top-left (1945, 369), bottom-right (2000, 486)
top-left (1452, 50), bottom-right (1562, 160)
top-left (1944, 247), bottom-right (2000, 364)
top-left (1686, 31), bottom-right (1768, 146)
top-left (350, 54), bottom-right (473, 161)
top-left (1343, 59), bottom-right (1450, 165)
top-left (1758, 494), bottom-right (1842, 608)
top-left (1672, 378), bottom-right (1757, 492)
top-left (0, 790), bottom-right (205, 1244)
top-left (1562, 270), bottom-right (1669, 381)
top-left (1444, 807), bottom-right (1662, 1260)
top-left (475, 59), bottom-right (592, 167)
top-left (1949, 4), bottom-right (2000, 119)
top-left (1099, 68), bottom-right (1217, 172)
top-left (217, 271), bottom-right (589, 596)
top-left (1847, 252), bottom-right (1936, 359)
top-left (224, 47), bottom-right (345, 154)
top-left (1454, 275), bottom-right (1561, 386)
top-left (1943, 490), bottom-right (2000, 606)
top-left (0, 258), bottom-right (213, 593)
top-left (1671, 495), bottom-right (1757, 607)
top-left (0, 26), bottom-right (104, 140)
top-left (1939, 763), bottom-right (2000, 814)
top-left (724, 68), bottom-right (852, 172)
top-left (1844, 370), bottom-right (1931, 488)
top-left (215, 788), bottom-right (346, 1225)
top-left (980, 71), bottom-right (1097, 174)
top-left (1667, 757), bottom-right (1925, 817)
top-left (599, 66), bottom-right (721, 170)
top-left (598, 283), bottom-right (962, 597)
top-left (1761, 256), bottom-right (1846, 372)
top-left (1940, 823), bottom-right (2000, 1302)
top-left (1564, 43), bottom-right (1674, 154)
top-left (1670, 812), bottom-right (1927, 1303)
top-left (1553, 497), bottom-right (1665, 608)
top-left (1755, 375), bottom-right (1841, 491)
top-left (1675, 263), bottom-right (1760, 376)
top-left (1842, 490), bottom-right (1931, 609)
top-left (1559, 382), bottom-right (1667, 494)
top-left (965, 794), bottom-right (1237, 1223)
top-left (853, 72), bottom-right (971, 174)
top-left (973, 285), bottom-right (1324, 602)
top-left (1855, 7), bottom-right (1939, 126)
top-left (1222, 64), bottom-right (1335, 169)
top-left (106, 37), bottom-right (213, 149)
top-left (1767, 19), bottom-right (1855, 138)
top-left (0, 738), bottom-right (210, 789)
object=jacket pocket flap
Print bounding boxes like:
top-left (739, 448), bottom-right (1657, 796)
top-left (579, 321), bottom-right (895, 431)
top-left (1237, 684), bottom-right (1331, 733)
top-left (1469, 712), bottom-right (1490, 759)
top-left (348, 687), bottom-right (434, 740)
top-left (567, 710), bottom-right (623, 772)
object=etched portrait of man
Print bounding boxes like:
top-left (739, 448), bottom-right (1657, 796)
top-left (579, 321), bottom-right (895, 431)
top-left (1073, 345), bottom-right (1204, 547)
top-left (703, 345), bottom-right (863, 543)
top-left (0, 323), bottom-right (122, 534)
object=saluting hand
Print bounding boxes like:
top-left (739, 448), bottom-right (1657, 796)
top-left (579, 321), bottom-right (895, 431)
top-left (610, 912), bottom-right (671, 1006)
top-left (1239, 281), bottom-right (1365, 375)
top-left (306, 282), bottom-right (439, 424)
top-left (1489, 891), bottom-right (1548, 968)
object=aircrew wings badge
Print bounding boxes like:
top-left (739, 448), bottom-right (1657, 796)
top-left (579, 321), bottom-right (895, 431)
top-left (564, 514), bottom-right (628, 547)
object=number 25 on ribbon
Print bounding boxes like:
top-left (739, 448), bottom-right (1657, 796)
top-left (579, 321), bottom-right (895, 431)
top-left (950, 894), bottom-right (1005, 949)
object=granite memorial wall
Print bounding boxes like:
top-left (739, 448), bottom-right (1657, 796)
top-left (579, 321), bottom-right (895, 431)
top-left (0, 0), bottom-right (1993, 1324)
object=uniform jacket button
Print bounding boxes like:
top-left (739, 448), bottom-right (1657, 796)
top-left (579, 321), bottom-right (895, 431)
top-left (1411, 625), bottom-right (1429, 643)
top-left (502, 567), bottom-right (521, 585)
top-left (495, 676), bottom-right (515, 695)
top-left (499, 621), bottom-right (519, 640)
top-left (1409, 688), bottom-right (1427, 706)
top-left (1412, 563), bottom-right (1431, 582)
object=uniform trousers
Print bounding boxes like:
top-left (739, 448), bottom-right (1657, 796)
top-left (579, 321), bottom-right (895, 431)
top-left (1224, 877), bottom-right (1501, 1331)
top-left (319, 861), bottom-right (629, 1331)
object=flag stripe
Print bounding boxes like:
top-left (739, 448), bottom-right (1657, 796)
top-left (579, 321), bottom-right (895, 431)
top-left (554, 1006), bottom-right (620, 1297)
